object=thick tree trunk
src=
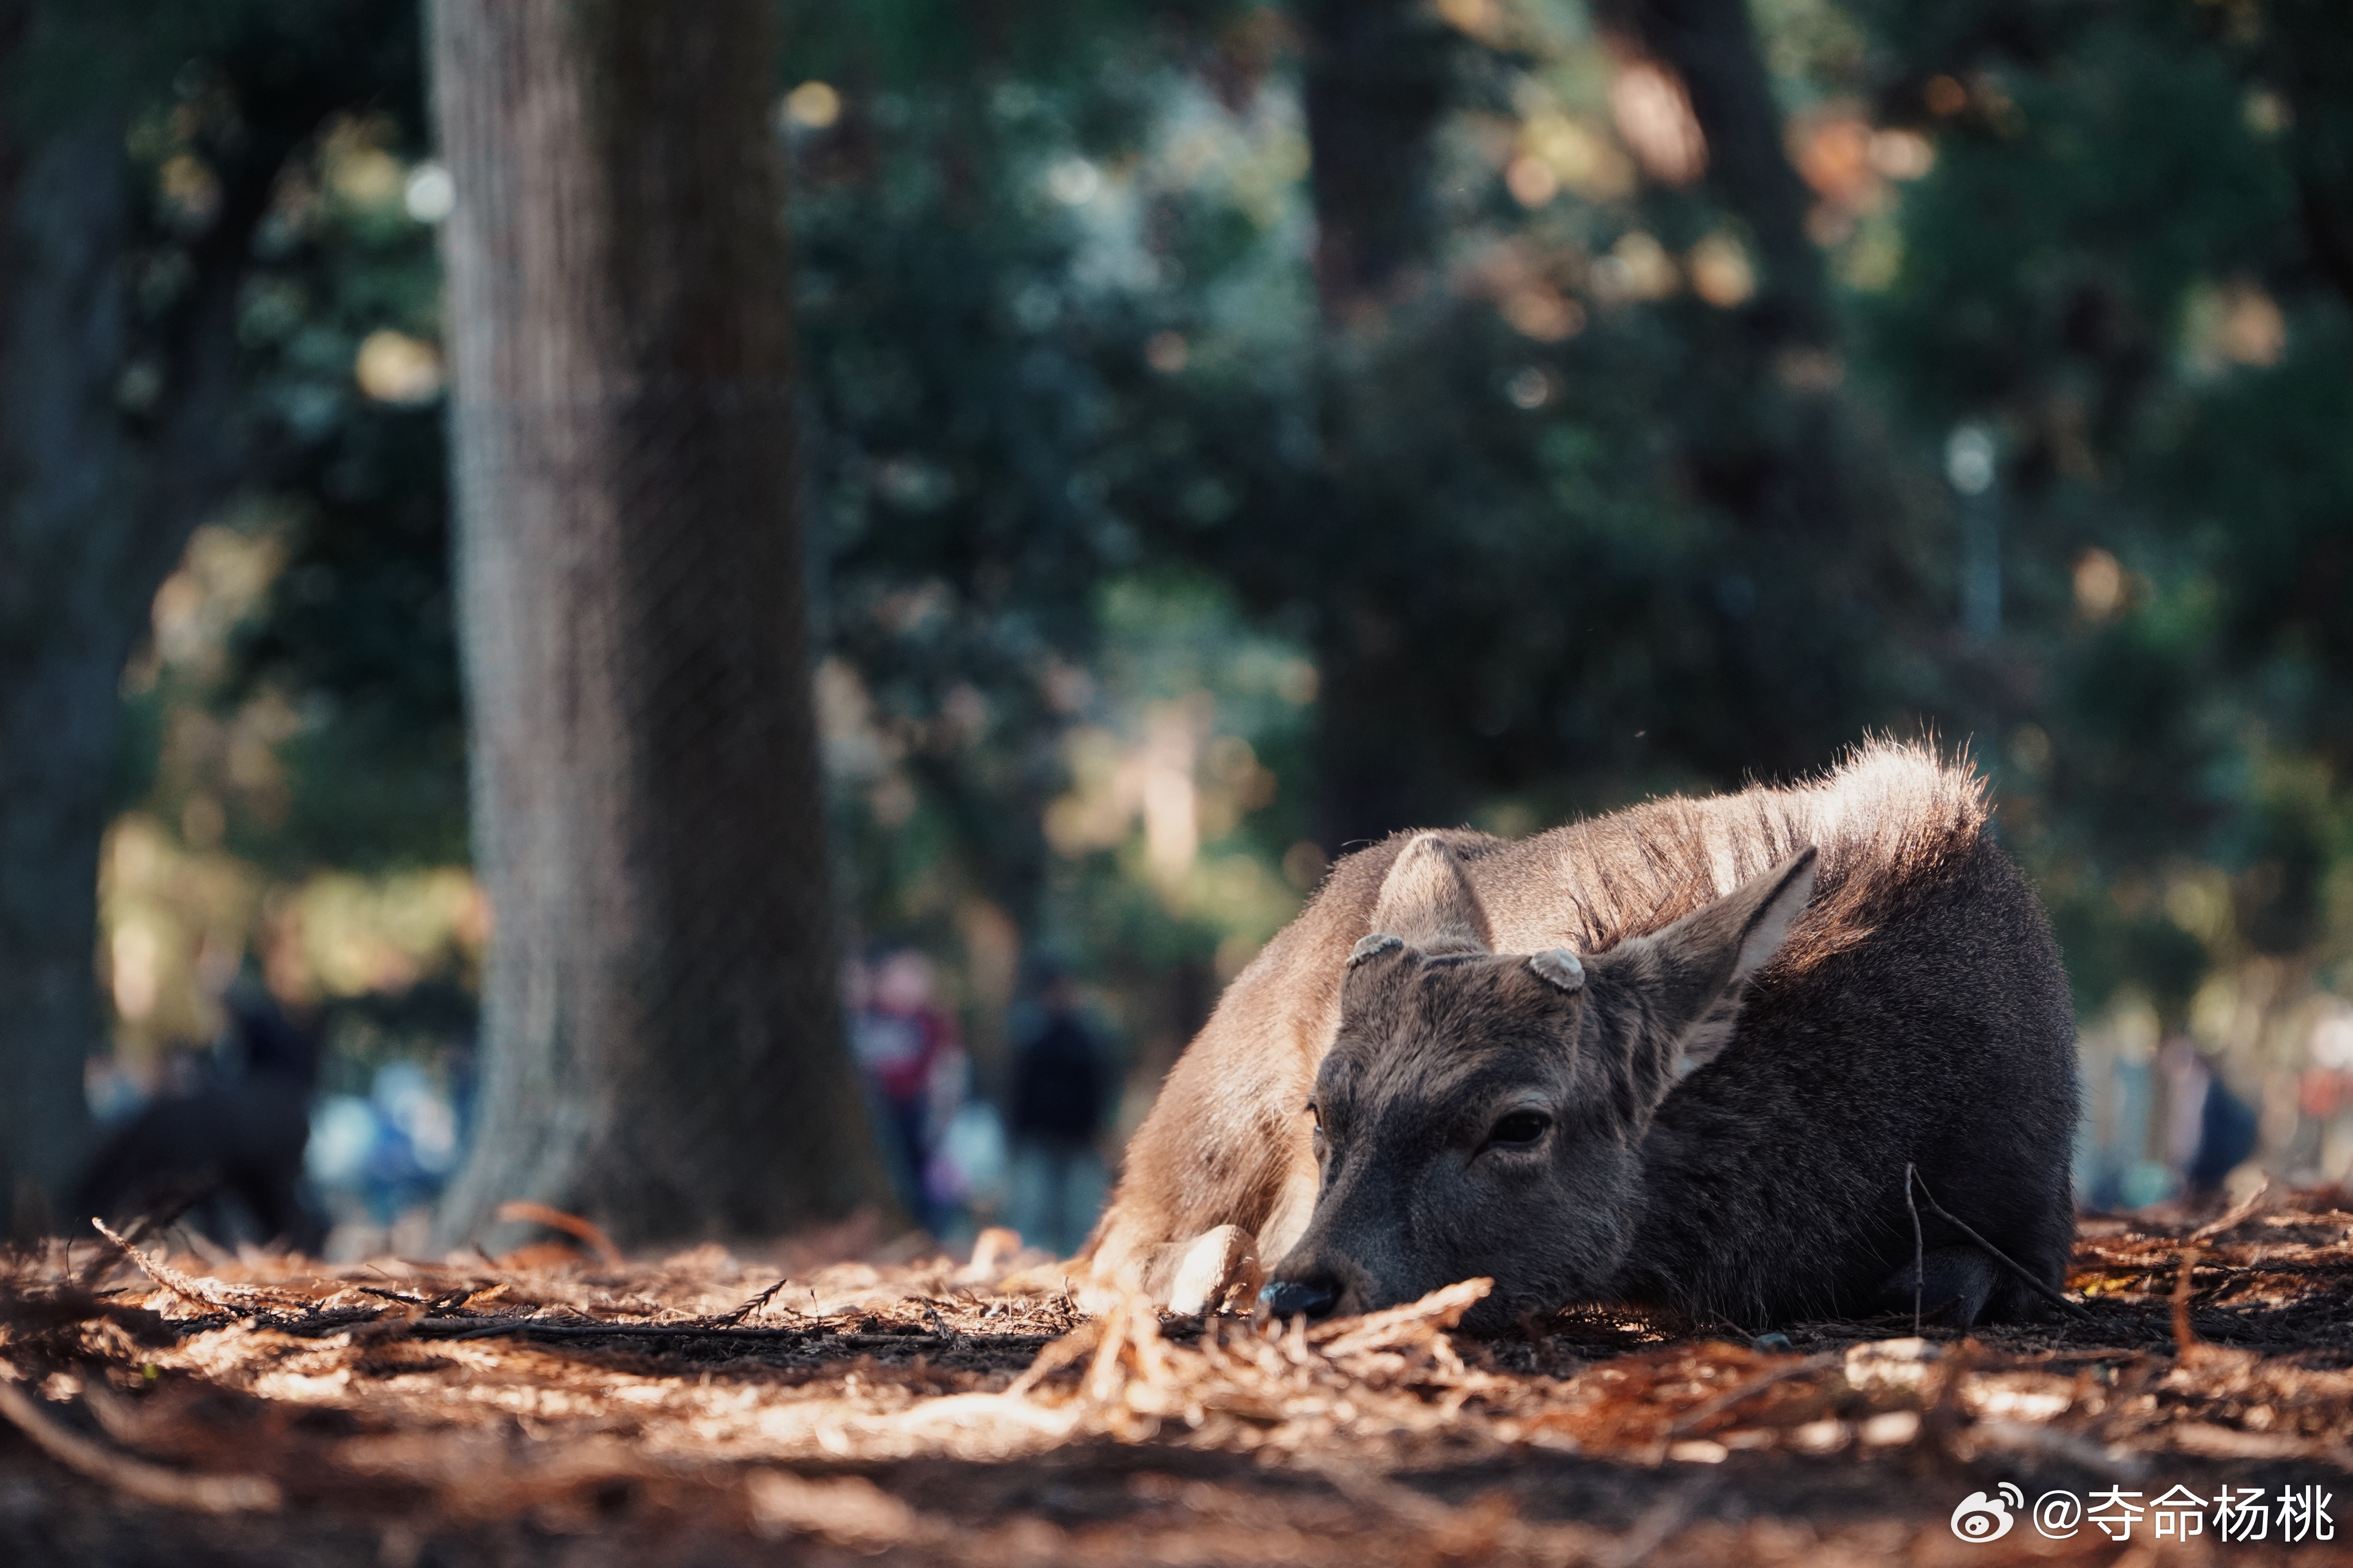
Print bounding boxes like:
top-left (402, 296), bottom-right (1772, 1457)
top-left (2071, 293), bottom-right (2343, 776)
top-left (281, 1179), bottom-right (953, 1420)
top-left (1297, 0), bottom-right (1453, 324)
top-left (1291, 0), bottom-right (1461, 850)
top-left (0, 98), bottom-right (254, 1235)
top-left (1600, 0), bottom-right (1843, 542)
top-left (1599, 0), bottom-right (1832, 353)
top-left (0, 116), bottom-right (124, 1231)
top-left (0, 120), bottom-right (124, 1233)
top-left (428, 0), bottom-right (889, 1249)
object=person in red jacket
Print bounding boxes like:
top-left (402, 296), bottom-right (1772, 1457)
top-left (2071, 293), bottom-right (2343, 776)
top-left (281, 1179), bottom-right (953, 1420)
top-left (849, 946), bottom-right (965, 1235)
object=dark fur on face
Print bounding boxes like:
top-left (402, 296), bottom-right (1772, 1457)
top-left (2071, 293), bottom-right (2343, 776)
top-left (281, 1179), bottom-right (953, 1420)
top-left (1291, 950), bottom-right (1638, 1326)
top-left (1278, 843), bottom-right (1818, 1331)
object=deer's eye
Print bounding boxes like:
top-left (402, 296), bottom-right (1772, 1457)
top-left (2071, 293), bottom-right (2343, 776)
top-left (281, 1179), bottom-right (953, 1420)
top-left (1484, 1110), bottom-right (1550, 1148)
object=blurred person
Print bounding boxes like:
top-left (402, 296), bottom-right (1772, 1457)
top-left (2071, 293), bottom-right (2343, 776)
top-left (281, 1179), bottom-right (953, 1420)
top-left (2289, 1003), bottom-right (2353, 1182)
top-left (926, 1096), bottom-right (1010, 1248)
top-left (76, 978), bottom-right (327, 1252)
top-left (1005, 964), bottom-right (1112, 1258)
top-left (850, 946), bottom-right (965, 1235)
top-left (2161, 1034), bottom-right (2259, 1204)
top-left (358, 1060), bottom-right (465, 1224)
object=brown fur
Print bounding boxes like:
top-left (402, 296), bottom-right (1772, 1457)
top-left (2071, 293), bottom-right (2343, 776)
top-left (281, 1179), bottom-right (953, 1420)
top-left (1524, 740), bottom-right (1986, 976)
top-left (1084, 741), bottom-right (2006, 1302)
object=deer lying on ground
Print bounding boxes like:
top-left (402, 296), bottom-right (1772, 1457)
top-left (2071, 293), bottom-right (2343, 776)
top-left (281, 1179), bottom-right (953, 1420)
top-left (1084, 743), bottom-right (2077, 1332)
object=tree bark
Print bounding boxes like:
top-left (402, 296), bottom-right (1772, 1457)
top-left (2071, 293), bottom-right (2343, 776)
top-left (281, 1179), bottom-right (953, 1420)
top-left (1599, 0), bottom-right (1844, 543)
top-left (0, 117), bottom-right (125, 1235)
top-left (428, 0), bottom-right (890, 1249)
top-left (1289, 0), bottom-right (1462, 851)
top-left (0, 67), bottom-right (270, 1235)
top-left (1297, 0), bottom-right (1454, 323)
top-left (1598, 0), bottom-right (1833, 353)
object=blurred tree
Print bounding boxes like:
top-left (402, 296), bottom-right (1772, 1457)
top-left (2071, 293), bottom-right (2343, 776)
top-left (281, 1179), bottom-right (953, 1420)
top-left (1298, 0), bottom-right (1453, 320)
top-left (1, 10), bottom-right (134, 1234)
top-left (426, 0), bottom-right (890, 1247)
top-left (0, 0), bottom-right (405, 1233)
top-left (1289, 0), bottom-right (1880, 852)
top-left (1595, 0), bottom-right (1830, 353)
top-left (1289, 0), bottom-right (1460, 849)
top-left (772, 1), bottom-right (1287, 1069)
top-left (1592, 0), bottom-right (1842, 541)
top-left (1845, 0), bottom-right (2353, 1013)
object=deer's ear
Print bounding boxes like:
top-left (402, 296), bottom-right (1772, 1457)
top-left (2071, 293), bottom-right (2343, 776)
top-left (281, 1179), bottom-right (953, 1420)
top-left (1596, 848), bottom-right (1818, 1075)
top-left (1721, 847), bottom-right (1817, 987)
top-left (1366, 835), bottom-right (1493, 959)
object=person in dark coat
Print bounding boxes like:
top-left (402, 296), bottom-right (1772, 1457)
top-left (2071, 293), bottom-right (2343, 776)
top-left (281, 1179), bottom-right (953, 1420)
top-left (1005, 965), bottom-right (1112, 1257)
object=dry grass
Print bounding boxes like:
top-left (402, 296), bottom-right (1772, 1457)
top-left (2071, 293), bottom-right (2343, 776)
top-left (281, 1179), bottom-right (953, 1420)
top-left (6, 1188), bottom-right (2353, 1565)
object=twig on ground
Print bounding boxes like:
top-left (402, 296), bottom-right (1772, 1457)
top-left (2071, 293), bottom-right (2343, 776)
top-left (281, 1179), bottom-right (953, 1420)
top-left (90, 1219), bottom-right (271, 1312)
top-left (1904, 1169), bottom-right (2092, 1320)
top-left (355, 1285), bottom-right (427, 1306)
top-left (716, 1277), bottom-right (791, 1325)
top-left (429, 1315), bottom-right (801, 1343)
top-left (1665, 1353), bottom-right (1838, 1438)
top-left (1904, 1161), bottom-right (1924, 1335)
top-left (495, 1200), bottom-right (626, 1269)
top-left (0, 1366), bottom-right (280, 1514)
top-left (2190, 1178), bottom-right (2275, 1242)
top-left (72, 1192), bottom-right (202, 1290)
top-left (414, 1313), bottom-right (1021, 1351)
top-left (1004, 1320), bottom-right (1106, 1397)
top-left (1310, 1277), bottom-right (1491, 1356)
top-left (2172, 1245), bottom-right (2202, 1353)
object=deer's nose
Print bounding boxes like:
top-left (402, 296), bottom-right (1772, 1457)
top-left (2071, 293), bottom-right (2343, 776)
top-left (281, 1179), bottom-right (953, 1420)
top-left (1258, 1275), bottom-right (1341, 1321)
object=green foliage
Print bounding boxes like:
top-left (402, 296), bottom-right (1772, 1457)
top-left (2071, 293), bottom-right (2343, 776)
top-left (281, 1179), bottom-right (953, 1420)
top-left (104, 9), bottom-right (456, 875)
top-left (1836, 0), bottom-right (2353, 1010)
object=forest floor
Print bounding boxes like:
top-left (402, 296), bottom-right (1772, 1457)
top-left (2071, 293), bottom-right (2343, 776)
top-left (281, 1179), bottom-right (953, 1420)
top-left (5, 1185), bottom-right (2353, 1566)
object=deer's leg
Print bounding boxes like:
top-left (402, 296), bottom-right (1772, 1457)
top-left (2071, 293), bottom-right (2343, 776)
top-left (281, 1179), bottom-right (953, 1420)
top-left (1166, 1225), bottom-right (1266, 1315)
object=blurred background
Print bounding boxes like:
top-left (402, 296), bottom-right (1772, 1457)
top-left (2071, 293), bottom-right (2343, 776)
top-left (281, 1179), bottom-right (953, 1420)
top-left (18, 0), bottom-right (2352, 1253)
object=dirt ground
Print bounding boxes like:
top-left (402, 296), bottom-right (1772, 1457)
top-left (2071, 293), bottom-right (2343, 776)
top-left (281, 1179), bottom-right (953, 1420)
top-left (5, 1185), bottom-right (2352, 1567)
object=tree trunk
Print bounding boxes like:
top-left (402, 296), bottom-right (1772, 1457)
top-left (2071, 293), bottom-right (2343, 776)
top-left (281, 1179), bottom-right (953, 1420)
top-left (428, 0), bottom-right (890, 1249)
top-left (1290, 0), bottom-right (1461, 851)
top-left (1599, 0), bottom-right (1832, 353)
top-left (0, 82), bottom-right (260, 1235)
top-left (1600, 0), bottom-right (1844, 542)
top-left (0, 118), bottom-right (124, 1234)
top-left (1297, 0), bottom-right (1453, 324)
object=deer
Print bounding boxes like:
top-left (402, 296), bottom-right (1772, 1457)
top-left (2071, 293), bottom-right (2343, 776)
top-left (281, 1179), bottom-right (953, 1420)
top-left (1082, 741), bottom-right (2078, 1333)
